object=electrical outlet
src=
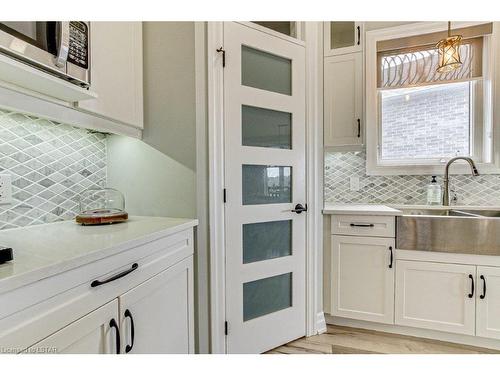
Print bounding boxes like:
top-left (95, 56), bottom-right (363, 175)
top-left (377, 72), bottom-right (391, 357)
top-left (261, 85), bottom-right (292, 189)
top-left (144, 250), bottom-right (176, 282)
top-left (0, 174), bottom-right (13, 205)
top-left (350, 176), bottom-right (360, 191)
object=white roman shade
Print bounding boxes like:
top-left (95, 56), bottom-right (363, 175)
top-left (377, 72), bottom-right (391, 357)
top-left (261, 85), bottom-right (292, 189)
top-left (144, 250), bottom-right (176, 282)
top-left (377, 23), bottom-right (492, 89)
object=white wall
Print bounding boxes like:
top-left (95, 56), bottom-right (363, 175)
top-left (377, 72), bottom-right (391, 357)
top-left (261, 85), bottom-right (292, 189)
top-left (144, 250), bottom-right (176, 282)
top-left (107, 135), bottom-right (196, 217)
top-left (107, 22), bottom-right (210, 353)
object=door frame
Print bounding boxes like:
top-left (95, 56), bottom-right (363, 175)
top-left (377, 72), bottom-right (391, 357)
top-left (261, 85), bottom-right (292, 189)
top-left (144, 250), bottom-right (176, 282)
top-left (207, 21), bottom-right (325, 354)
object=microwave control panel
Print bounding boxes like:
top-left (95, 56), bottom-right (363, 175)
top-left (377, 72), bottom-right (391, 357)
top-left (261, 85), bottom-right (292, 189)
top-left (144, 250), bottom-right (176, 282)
top-left (68, 21), bottom-right (89, 69)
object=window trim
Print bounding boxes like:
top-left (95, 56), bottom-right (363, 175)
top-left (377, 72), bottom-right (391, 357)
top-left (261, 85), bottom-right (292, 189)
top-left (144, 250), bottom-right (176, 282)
top-left (366, 21), bottom-right (500, 175)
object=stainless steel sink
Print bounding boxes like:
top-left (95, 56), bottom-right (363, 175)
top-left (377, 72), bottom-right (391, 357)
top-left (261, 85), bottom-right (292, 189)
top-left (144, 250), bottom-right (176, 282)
top-left (397, 208), bottom-right (500, 255)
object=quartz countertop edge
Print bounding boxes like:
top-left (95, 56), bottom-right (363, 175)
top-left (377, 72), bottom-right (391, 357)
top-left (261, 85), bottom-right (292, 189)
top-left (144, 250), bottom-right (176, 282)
top-left (323, 203), bottom-right (402, 216)
top-left (0, 216), bottom-right (198, 295)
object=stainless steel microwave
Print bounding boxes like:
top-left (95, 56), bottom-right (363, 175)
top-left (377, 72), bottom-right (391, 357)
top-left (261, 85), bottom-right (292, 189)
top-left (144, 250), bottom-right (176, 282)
top-left (0, 21), bottom-right (90, 87)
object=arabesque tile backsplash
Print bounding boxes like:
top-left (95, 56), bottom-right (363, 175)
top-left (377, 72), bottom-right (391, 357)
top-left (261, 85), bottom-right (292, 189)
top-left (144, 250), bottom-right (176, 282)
top-left (0, 109), bottom-right (106, 230)
top-left (325, 151), bottom-right (500, 206)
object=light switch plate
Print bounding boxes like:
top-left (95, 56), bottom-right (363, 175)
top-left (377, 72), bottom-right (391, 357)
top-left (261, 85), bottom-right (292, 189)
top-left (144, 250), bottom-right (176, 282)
top-left (350, 176), bottom-right (360, 191)
top-left (0, 174), bottom-right (13, 205)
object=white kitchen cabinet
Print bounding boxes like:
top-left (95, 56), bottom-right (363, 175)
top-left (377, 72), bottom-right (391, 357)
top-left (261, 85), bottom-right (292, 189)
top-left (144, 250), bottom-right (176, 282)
top-left (395, 260), bottom-right (476, 336)
top-left (25, 300), bottom-right (119, 354)
top-left (331, 235), bottom-right (395, 324)
top-left (476, 266), bottom-right (500, 339)
top-left (77, 22), bottom-right (144, 129)
top-left (324, 22), bottom-right (364, 56)
top-left (0, 220), bottom-right (196, 354)
top-left (119, 257), bottom-right (194, 354)
top-left (324, 52), bottom-right (363, 149)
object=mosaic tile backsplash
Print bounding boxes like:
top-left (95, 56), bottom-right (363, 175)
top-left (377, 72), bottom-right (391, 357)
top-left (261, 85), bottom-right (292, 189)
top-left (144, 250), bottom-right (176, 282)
top-left (325, 151), bottom-right (500, 206)
top-left (0, 110), bottom-right (106, 230)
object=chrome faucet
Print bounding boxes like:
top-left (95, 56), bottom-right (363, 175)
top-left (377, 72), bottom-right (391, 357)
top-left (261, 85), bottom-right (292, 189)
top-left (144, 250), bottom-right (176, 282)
top-left (442, 157), bottom-right (479, 206)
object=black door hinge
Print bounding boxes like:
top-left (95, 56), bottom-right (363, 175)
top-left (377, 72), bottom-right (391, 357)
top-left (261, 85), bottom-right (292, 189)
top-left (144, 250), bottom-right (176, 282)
top-left (216, 47), bottom-right (226, 67)
top-left (224, 321), bottom-right (228, 335)
top-left (223, 188), bottom-right (227, 203)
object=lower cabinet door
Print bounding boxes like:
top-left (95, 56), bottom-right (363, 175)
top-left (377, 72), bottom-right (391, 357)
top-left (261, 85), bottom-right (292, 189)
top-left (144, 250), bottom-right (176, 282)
top-left (25, 300), bottom-right (119, 354)
top-left (476, 266), bottom-right (500, 339)
top-left (395, 260), bottom-right (476, 335)
top-left (331, 235), bottom-right (395, 324)
top-left (118, 256), bottom-right (194, 354)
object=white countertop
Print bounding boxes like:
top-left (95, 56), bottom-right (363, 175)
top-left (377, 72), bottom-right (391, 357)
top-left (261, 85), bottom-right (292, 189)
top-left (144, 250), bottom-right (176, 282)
top-left (0, 216), bottom-right (198, 294)
top-left (323, 203), bottom-right (402, 216)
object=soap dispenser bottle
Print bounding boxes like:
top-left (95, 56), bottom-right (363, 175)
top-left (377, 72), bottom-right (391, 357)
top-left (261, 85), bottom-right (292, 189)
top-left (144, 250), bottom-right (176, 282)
top-left (426, 176), bottom-right (442, 205)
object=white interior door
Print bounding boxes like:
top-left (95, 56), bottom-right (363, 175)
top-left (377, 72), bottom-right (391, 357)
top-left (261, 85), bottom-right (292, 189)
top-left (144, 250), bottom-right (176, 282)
top-left (223, 22), bottom-right (306, 354)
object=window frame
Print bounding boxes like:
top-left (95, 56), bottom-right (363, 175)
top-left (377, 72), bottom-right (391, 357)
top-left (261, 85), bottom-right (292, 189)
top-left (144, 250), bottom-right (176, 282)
top-left (366, 22), bottom-right (500, 175)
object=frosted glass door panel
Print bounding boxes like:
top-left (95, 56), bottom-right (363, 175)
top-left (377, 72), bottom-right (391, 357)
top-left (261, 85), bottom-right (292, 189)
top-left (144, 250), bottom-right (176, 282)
top-left (252, 22), bottom-right (296, 37)
top-left (243, 220), bottom-right (292, 263)
top-left (242, 165), bottom-right (292, 205)
top-left (243, 273), bottom-right (292, 321)
top-left (241, 46), bottom-right (292, 95)
top-left (331, 22), bottom-right (355, 49)
top-left (242, 105), bottom-right (292, 149)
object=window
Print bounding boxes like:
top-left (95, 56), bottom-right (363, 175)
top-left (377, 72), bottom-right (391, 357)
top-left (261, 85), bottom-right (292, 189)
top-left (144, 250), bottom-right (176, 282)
top-left (366, 23), bottom-right (498, 175)
top-left (380, 81), bottom-right (473, 161)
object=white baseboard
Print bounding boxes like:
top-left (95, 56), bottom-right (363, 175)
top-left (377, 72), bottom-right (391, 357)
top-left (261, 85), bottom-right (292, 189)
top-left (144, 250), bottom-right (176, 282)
top-left (315, 312), bottom-right (327, 335)
top-left (325, 314), bottom-right (500, 351)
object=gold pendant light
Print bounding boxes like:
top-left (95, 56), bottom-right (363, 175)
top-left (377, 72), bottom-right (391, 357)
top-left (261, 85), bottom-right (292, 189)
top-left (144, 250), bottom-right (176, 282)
top-left (436, 21), bottom-right (463, 73)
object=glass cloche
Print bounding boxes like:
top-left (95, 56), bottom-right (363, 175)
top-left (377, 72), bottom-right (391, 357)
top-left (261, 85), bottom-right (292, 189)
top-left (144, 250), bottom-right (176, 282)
top-left (76, 188), bottom-right (128, 225)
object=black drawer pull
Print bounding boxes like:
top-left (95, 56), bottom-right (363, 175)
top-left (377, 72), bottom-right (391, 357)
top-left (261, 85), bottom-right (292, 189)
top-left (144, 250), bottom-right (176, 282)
top-left (480, 275), bottom-right (486, 299)
top-left (357, 118), bottom-right (361, 138)
top-left (389, 246), bottom-right (393, 269)
top-left (350, 223), bottom-right (374, 228)
top-left (468, 274), bottom-right (474, 298)
top-left (357, 26), bottom-right (361, 45)
top-left (91, 263), bottom-right (139, 288)
top-left (125, 309), bottom-right (135, 353)
top-left (109, 318), bottom-right (120, 354)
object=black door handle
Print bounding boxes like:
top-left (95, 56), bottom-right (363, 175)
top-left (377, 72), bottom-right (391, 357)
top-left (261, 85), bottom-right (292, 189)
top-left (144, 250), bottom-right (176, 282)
top-left (109, 318), bottom-right (120, 354)
top-left (125, 309), bottom-right (135, 353)
top-left (480, 275), bottom-right (486, 299)
top-left (91, 263), bottom-right (139, 288)
top-left (357, 118), bottom-right (361, 138)
top-left (350, 223), bottom-right (374, 228)
top-left (357, 26), bottom-right (361, 45)
top-left (388, 246), bottom-right (393, 269)
top-left (468, 274), bottom-right (474, 298)
top-left (291, 203), bottom-right (307, 214)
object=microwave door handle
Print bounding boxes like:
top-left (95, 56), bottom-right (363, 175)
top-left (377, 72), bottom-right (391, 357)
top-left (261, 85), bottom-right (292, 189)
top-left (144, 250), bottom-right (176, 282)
top-left (54, 21), bottom-right (70, 68)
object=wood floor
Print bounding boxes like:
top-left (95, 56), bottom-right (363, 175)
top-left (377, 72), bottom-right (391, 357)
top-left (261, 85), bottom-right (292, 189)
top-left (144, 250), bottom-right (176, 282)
top-left (266, 325), bottom-right (500, 354)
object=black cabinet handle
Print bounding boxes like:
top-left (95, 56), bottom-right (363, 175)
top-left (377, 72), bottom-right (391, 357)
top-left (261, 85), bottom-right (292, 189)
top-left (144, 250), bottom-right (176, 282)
top-left (389, 246), bottom-right (393, 269)
top-left (125, 309), bottom-right (135, 353)
top-left (91, 263), bottom-right (139, 288)
top-left (357, 26), bottom-right (361, 45)
top-left (350, 223), bottom-right (374, 228)
top-left (109, 318), bottom-right (120, 354)
top-left (357, 118), bottom-right (361, 138)
top-left (468, 274), bottom-right (474, 298)
top-left (480, 275), bottom-right (486, 299)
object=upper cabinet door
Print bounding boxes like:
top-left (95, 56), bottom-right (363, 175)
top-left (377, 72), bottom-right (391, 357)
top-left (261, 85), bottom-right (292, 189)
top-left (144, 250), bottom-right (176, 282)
top-left (324, 22), bottom-right (364, 56)
top-left (77, 22), bottom-right (144, 129)
top-left (324, 52), bottom-right (363, 148)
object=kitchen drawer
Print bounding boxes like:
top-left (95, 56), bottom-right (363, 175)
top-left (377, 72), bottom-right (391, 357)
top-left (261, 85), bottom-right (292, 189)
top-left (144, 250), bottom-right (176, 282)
top-left (331, 215), bottom-right (395, 238)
